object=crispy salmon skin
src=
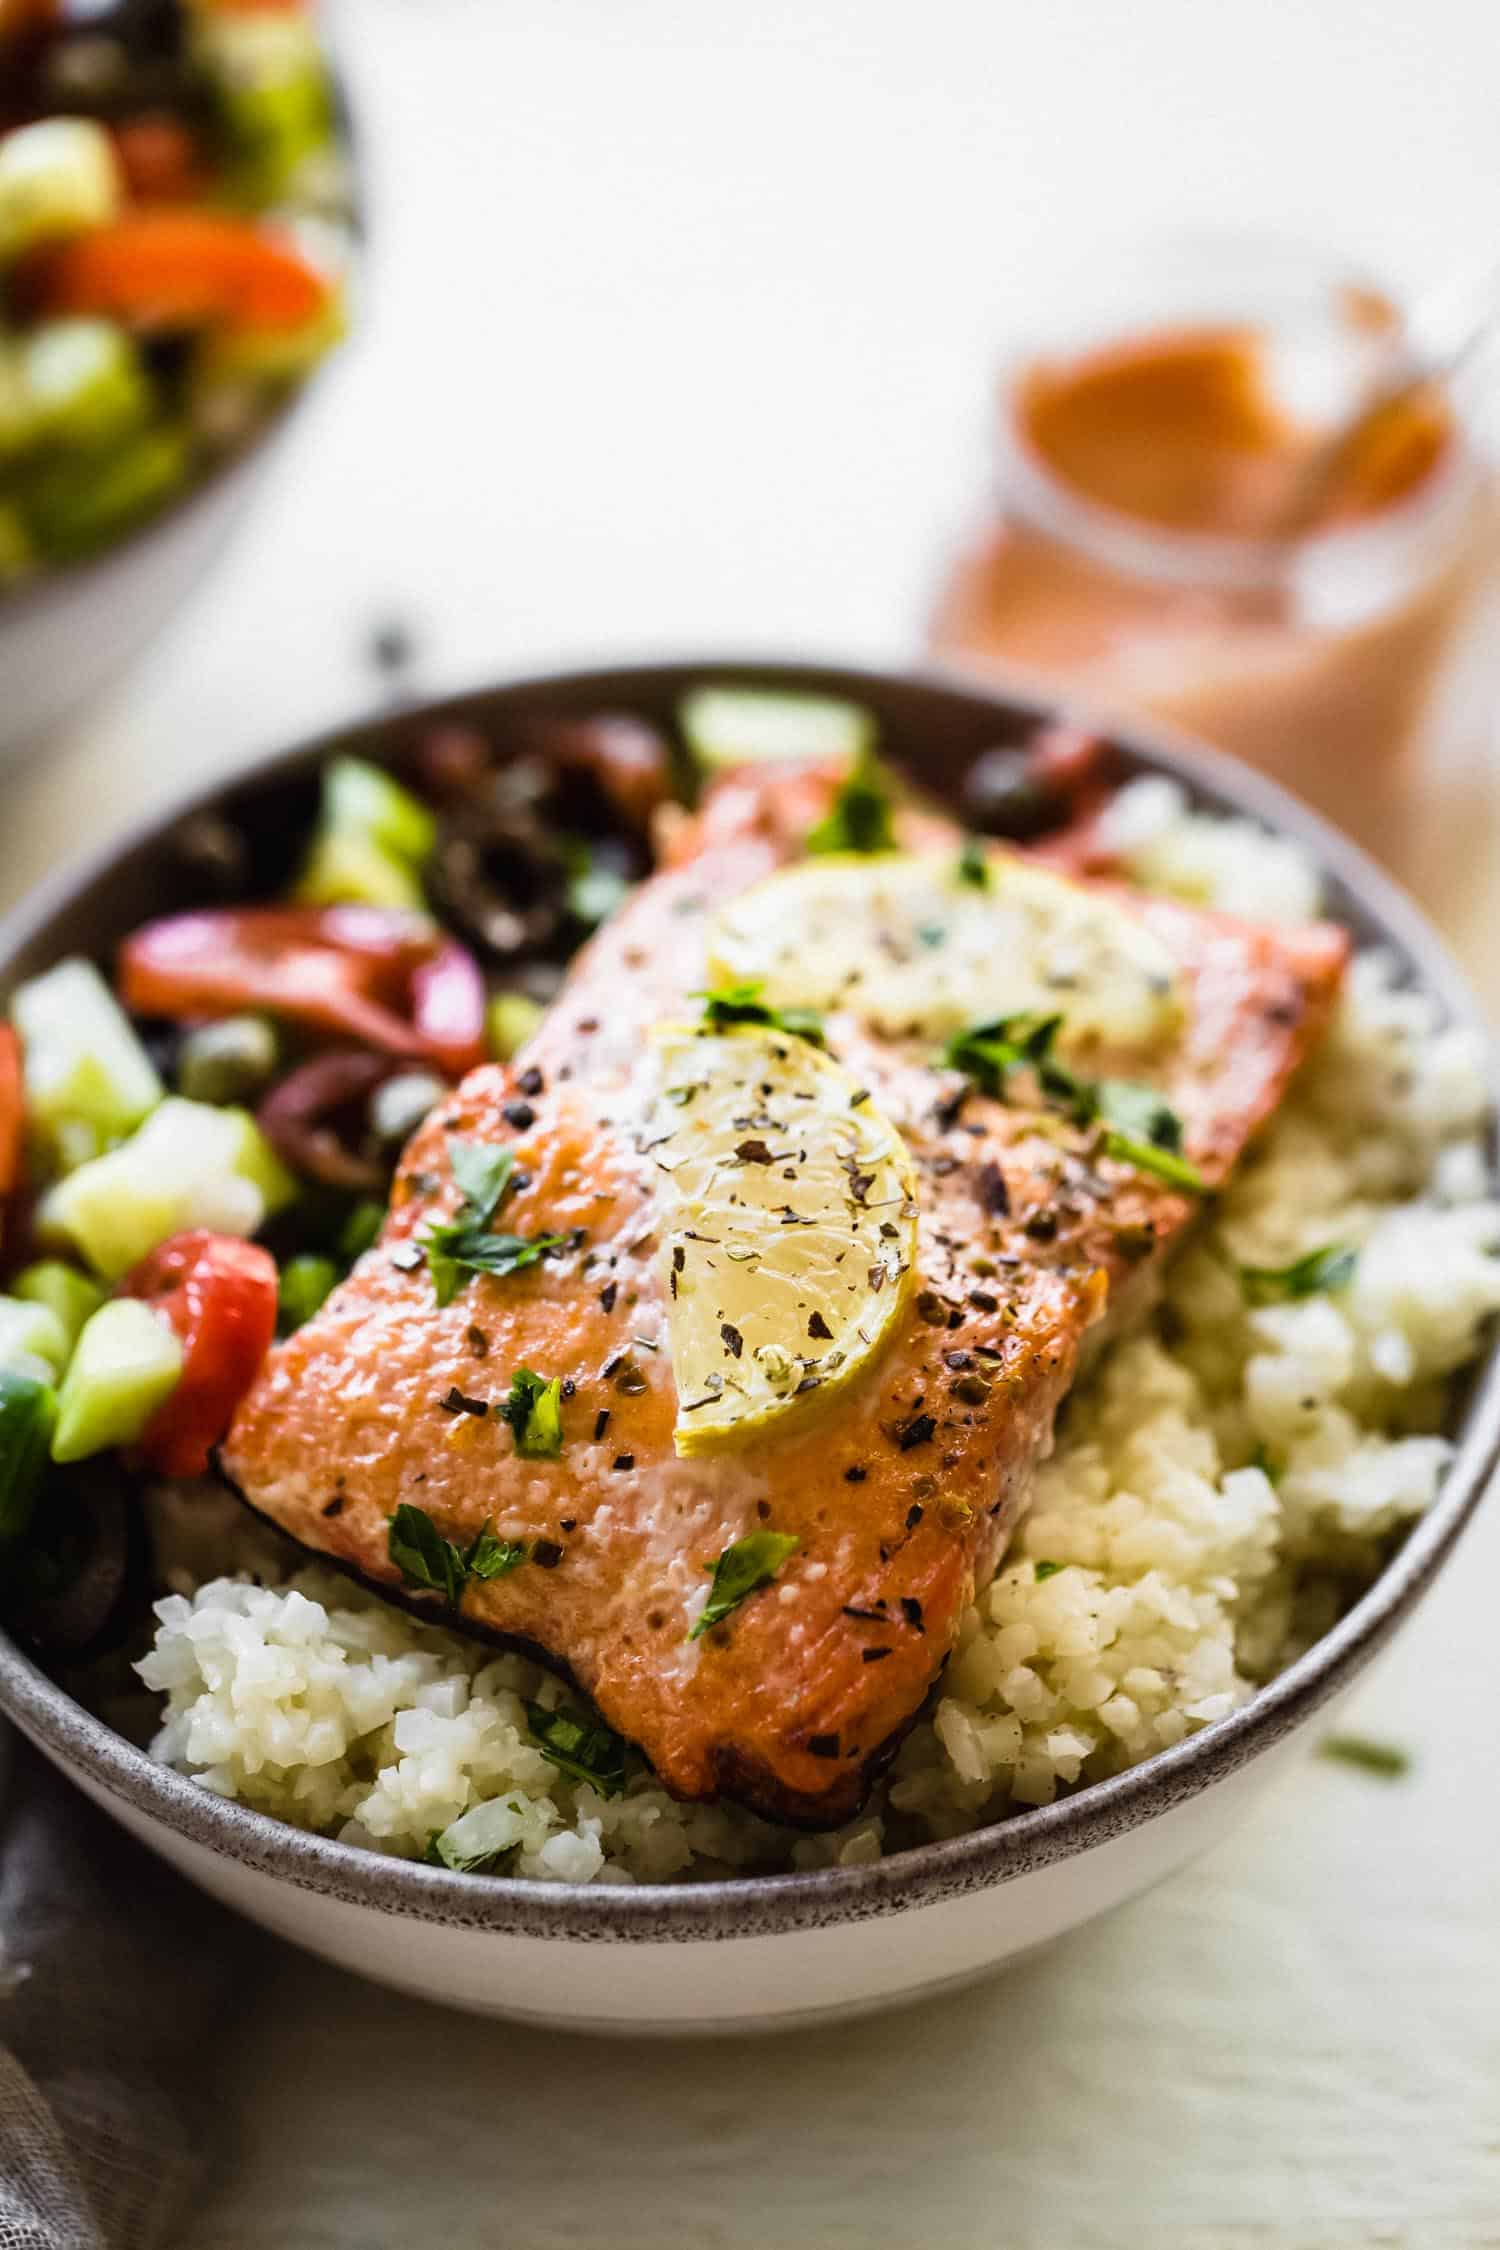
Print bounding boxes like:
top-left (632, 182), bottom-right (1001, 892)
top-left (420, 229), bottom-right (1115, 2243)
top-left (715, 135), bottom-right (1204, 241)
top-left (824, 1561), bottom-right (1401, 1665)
top-left (220, 763), bottom-right (1348, 1826)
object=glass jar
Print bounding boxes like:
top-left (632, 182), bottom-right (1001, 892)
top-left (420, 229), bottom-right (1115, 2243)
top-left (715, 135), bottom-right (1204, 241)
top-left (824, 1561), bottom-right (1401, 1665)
top-left (928, 235), bottom-right (1500, 863)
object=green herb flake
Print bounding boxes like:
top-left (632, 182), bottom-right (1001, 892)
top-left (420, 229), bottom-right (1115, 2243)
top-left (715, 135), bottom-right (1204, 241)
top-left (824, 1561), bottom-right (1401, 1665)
top-left (804, 745), bottom-right (898, 857)
top-left (956, 835), bottom-right (991, 890)
top-left (388, 1504), bottom-right (531, 1607)
top-left (498, 1366), bottom-right (565, 1459)
top-left (422, 1138), bottom-right (564, 1306)
top-left (429, 1795), bottom-right (527, 1872)
top-left (525, 1701), bottom-right (628, 1797)
top-left (1033, 1559), bottom-right (1065, 1581)
top-left (1099, 1130), bottom-right (1206, 1192)
top-left (942, 1019), bottom-right (1206, 1193)
top-left (448, 1140), bottom-right (516, 1223)
top-left (694, 980), bottom-right (826, 1048)
top-left (690, 1529), bottom-right (800, 1640)
top-left (940, 1012), bottom-right (1069, 1103)
top-left (388, 1502), bottom-right (471, 1608)
top-left (466, 1526), bottom-right (529, 1580)
top-left (1319, 1733), bottom-right (1411, 1780)
top-left (1241, 1244), bottom-right (1358, 1305)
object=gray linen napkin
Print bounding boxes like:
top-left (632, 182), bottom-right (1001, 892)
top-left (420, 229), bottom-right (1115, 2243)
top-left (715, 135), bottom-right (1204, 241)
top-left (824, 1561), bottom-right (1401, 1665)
top-left (0, 1733), bottom-right (253, 2250)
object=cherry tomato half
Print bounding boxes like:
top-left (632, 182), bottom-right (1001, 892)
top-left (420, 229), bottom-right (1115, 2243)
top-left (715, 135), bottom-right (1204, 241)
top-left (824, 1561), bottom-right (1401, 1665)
top-left (19, 212), bottom-right (330, 334)
top-left (118, 905), bottom-right (486, 1077)
top-left (122, 1231), bottom-right (278, 1479)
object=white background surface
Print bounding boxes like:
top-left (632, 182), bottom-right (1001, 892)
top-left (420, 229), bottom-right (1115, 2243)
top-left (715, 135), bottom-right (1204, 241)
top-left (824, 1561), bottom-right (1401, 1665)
top-left (6, 2), bottom-right (1500, 2242)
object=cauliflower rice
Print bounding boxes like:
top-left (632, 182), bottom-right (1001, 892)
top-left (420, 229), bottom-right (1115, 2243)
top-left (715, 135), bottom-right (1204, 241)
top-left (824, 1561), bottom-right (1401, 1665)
top-left (135, 782), bottom-right (1500, 1883)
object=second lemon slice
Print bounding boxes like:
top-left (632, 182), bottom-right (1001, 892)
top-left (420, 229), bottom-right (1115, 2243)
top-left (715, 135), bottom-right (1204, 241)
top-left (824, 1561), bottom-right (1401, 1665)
top-left (706, 850), bottom-right (1181, 1054)
top-left (646, 1025), bottom-right (918, 1455)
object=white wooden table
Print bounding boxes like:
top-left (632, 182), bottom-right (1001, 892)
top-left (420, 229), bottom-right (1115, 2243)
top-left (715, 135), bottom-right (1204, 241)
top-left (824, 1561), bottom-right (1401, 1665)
top-left (5, 3), bottom-right (1499, 2240)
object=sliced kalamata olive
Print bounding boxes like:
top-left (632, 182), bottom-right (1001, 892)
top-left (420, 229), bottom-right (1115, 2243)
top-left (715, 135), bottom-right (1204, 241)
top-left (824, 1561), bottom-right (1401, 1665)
top-left (961, 748), bottom-right (1067, 840)
top-left (962, 727), bottom-right (1121, 842)
top-left (526, 715), bottom-right (672, 832)
top-left (415, 724), bottom-right (493, 802)
top-left (9, 1462), bottom-right (145, 1661)
top-left (1025, 724), bottom-right (1119, 803)
top-left (175, 1014), bottom-right (280, 1106)
top-left (258, 1050), bottom-right (396, 1193)
top-left (168, 809), bottom-right (251, 899)
top-left (426, 812), bottom-right (571, 964)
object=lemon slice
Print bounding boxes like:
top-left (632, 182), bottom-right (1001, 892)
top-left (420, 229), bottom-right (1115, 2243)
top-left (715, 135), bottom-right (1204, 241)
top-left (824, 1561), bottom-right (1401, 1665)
top-left (707, 849), bottom-right (1180, 1054)
top-left (646, 1025), bottom-right (918, 1455)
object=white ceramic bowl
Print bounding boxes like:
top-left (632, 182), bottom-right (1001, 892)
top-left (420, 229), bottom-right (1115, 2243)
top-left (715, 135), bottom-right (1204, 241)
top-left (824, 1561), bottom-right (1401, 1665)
top-left (2, 660), bottom-right (1496, 2034)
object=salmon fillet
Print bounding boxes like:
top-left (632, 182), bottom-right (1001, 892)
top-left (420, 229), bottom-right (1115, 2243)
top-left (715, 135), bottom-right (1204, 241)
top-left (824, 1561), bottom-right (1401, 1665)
top-left (220, 762), bottom-right (1348, 1826)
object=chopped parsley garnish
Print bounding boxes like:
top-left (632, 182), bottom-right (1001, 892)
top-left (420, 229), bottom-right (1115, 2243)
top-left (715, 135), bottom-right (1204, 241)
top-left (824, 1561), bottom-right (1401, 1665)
top-left (956, 834), bottom-right (991, 889)
top-left (422, 1137), bottom-right (565, 1306)
top-left (387, 1503), bottom-right (527, 1607)
top-left (804, 745), bottom-right (897, 857)
top-left (689, 1529), bottom-right (800, 1640)
top-left (1241, 1244), bottom-right (1358, 1304)
top-left (1319, 1733), bottom-right (1411, 1779)
top-left (525, 1701), bottom-right (628, 1796)
top-left (940, 1015), bottom-right (1206, 1192)
top-left (497, 1366), bottom-right (565, 1459)
top-left (467, 1526), bottom-right (529, 1580)
top-left (1091, 1078), bottom-right (1206, 1191)
top-left (694, 979), bottom-right (826, 1048)
top-left (940, 1012), bottom-right (1072, 1104)
top-left (449, 1141), bottom-right (517, 1217)
top-left (1033, 1559), bottom-right (1064, 1581)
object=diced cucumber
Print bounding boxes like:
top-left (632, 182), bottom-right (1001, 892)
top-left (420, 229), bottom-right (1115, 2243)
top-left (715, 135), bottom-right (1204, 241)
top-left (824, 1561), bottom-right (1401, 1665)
top-left (0, 119), bottom-right (121, 265)
top-left (175, 1015), bottom-right (280, 1107)
top-left (51, 1299), bottom-right (181, 1463)
top-left (11, 957), bottom-right (163, 1168)
top-left (195, 11), bottom-right (331, 201)
top-left (325, 757), bottom-right (437, 866)
top-left (293, 827), bottom-right (426, 912)
top-left (278, 1253), bottom-right (339, 1333)
top-left (23, 320), bottom-right (150, 451)
top-left (0, 1368), bottom-right (57, 1544)
top-left (20, 423), bottom-right (192, 564)
top-left (38, 1097), bottom-right (296, 1280)
top-left (293, 755), bottom-right (435, 910)
top-left (486, 992), bottom-right (543, 1061)
top-left (12, 1262), bottom-right (106, 1356)
top-left (679, 686), bottom-right (876, 776)
top-left (0, 1296), bottom-right (69, 1379)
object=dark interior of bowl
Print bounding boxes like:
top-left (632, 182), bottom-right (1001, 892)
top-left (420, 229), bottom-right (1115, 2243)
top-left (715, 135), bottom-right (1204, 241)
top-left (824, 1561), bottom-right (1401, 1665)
top-left (2, 660), bottom-right (1495, 1858)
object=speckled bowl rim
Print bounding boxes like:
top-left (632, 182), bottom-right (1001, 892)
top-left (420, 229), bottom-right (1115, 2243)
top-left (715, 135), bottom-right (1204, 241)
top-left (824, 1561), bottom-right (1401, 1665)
top-left (2, 656), bottom-right (1496, 1945)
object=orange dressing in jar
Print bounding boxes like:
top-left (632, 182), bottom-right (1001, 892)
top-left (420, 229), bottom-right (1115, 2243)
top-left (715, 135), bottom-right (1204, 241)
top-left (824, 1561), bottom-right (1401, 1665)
top-left (931, 258), bottom-right (1497, 857)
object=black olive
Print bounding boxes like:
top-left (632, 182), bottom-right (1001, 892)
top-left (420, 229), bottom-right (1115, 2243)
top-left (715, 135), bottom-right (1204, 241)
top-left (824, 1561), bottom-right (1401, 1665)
top-left (7, 1463), bottom-right (146, 1663)
top-left (961, 748), bottom-right (1067, 841)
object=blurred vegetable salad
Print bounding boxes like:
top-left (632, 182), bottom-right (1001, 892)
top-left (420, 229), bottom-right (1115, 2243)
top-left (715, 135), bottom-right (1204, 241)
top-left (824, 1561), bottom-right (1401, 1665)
top-left (0, 697), bottom-right (694, 1653)
top-left (0, 0), bottom-right (351, 584)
